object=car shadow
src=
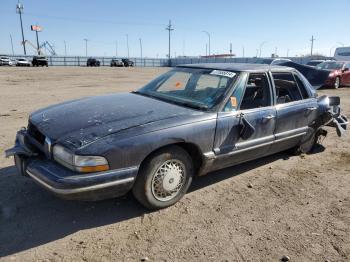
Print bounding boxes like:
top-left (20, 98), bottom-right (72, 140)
top-left (0, 148), bottom-right (320, 257)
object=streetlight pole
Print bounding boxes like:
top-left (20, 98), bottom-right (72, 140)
top-left (10, 34), bottom-right (15, 55)
top-left (115, 41), bottom-right (118, 57)
top-left (165, 20), bottom-right (174, 65)
top-left (310, 35), bottom-right (315, 56)
top-left (64, 40), bottom-right (67, 56)
top-left (202, 31), bottom-right (211, 56)
top-left (259, 41), bottom-right (267, 57)
top-left (330, 45), bottom-right (337, 57)
top-left (83, 38), bottom-right (88, 57)
top-left (242, 46), bottom-right (245, 58)
top-left (139, 38), bottom-right (143, 64)
top-left (126, 34), bottom-right (129, 59)
top-left (16, 1), bottom-right (26, 55)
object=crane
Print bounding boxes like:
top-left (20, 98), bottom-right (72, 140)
top-left (40, 41), bottom-right (57, 56)
top-left (22, 40), bottom-right (57, 56)
top-left (22, 40), bottom-right (43, 55)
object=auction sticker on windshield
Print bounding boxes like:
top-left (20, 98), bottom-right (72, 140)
top-left (210, 70), bottom-right (236, 78)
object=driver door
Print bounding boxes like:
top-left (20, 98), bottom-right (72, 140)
top-left (212, 72), bottom-right (276, 170)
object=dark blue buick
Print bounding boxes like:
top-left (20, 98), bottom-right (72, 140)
top-left (6, 64), bottom-right (348, 209)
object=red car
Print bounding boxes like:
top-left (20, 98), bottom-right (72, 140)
top-left (317, 61), bottom-right (350, 88)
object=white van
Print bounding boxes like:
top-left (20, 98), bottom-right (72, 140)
top-left (334, 47), bottom-right (350, 61)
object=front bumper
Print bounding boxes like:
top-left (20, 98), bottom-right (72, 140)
top-left (5, 130), bottom-right (138, 201)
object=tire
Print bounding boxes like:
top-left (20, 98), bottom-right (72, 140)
top-left (290, 127), bottom-right (318, 154)
top-left (132, 146), bottom-right (194, 210)
top-left (334, 77), bottom-right (340, 89)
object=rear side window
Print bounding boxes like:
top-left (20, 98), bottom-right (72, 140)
top-left (293, 74), bottom-right (309, 99)
top-left (272, 73), bottom-right (302, 104)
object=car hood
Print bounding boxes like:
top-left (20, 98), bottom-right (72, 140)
top-left (29, 93), bottom-right (203, 149)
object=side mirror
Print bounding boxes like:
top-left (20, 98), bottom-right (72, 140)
top-left (343, 68), bottom-right (349, 72)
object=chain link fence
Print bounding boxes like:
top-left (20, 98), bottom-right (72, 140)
top-left (2, 55), bottom-right (331, 67)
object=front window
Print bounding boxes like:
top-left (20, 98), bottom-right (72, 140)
top-left (316, 62), bottom-right (344, 70)
top-left (136, 68), bottom-right (237, 110)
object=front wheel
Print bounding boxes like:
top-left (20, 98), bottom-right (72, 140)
top-left (132, 146), bottom-right (194, 210)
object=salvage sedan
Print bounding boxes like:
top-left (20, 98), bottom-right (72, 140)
top-left (6, 64), bottom-right (348, 209)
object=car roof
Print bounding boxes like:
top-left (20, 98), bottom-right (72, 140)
top-left (177, 63), bottom-right (294, 73)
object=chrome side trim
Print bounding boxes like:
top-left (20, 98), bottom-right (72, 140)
top-left (27, 170), bottom-right (135, 195)
top-left (215, 131), bottom-right (307, 157)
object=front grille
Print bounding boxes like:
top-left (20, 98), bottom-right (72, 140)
top-left (27, 121), bottom-right (46, 145)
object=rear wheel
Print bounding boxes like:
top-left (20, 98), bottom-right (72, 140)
top-left (132, 146), bottom-right (193, 210)
top-left (334, 77), bottom-right (340, 89)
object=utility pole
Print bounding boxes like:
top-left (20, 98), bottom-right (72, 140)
top-left (202, 31), bottom-right (211, 56)
top-left (166, 20), bottom-right (174, 65)
top-left (115, 41), bottom-right (118, 57)
top-left (242, 46), bottom-right (245, 57)
top-left (10, 34), bottom-right (15, 55)
top-left (139, 38), bottom-right (143, 62)
top-left (16, 1), bottom-right (26, 55)
top-left (83, 38), bottom-right (88, 57)
top-left (126, 34), bottom-right (129, 59)
top-left (64, 40), bottom-right (67, 56)
top-left (35, 24), bottom-right (40, 53)
top-left (230, 43), bottom-right (232, 55)
top-left (310, 35), bottom-right (315, 57)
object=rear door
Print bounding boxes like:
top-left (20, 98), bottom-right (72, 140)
top-left (270, 71), bottom-right (316, 153)
top-left (212, 72), bottom-right (277, 170)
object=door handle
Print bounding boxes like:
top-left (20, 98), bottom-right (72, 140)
top-left (306, 106), bottom-right (317, 111)
top-left (263, 114), bottom-right (275, 120)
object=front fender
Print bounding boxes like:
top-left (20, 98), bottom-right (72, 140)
top-left (77, 118), bottom-right (217, 170)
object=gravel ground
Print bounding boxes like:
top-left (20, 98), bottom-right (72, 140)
top-left (0, 67), bottom-right (349, 261)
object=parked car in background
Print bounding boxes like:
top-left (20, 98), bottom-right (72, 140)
top-left (87, 58), bottom-right (100, 67)
top-left (110, 58), bottom-right (124, 67)
top-left (5, 64), bottom-right (348, 209)
top-left (32, 56), bottom-right (48, 67)
top-left (316, 61), bottom-right (350, 88)
top-left (16, 58), bottom-right (31, 67)
top-left (254, 58), bottom-right (292, 65)
top-left (0, 56), bottom-right (11, 66)
top-left (122, 58), bottom-right (134, 67)
top-left (306, 60), bottom-right (325, 67)
top-left (334, 47), bottom-right (350, 61)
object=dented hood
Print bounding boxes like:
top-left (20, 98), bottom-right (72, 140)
top-left (29, 93), bottom-right (199, 148)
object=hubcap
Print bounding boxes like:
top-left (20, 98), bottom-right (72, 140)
top-left (335, 78), bottom-right (340, 88)
top-left (151, 159), bottom-right (185, 201)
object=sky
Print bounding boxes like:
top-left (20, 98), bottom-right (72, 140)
top-left (0, 0), bottom-right (349, 58)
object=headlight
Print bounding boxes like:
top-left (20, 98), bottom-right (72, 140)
top-left (53, 145), bottom-right (109, 173)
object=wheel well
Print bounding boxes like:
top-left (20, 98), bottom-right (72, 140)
top-left (139, 142), bottom-right (203, 175)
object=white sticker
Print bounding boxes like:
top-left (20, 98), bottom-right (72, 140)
top-left (210, 70), bottom-right (236, 78)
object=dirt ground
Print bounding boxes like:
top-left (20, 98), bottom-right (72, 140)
top-left (0, 67), bottom-right (349, 262)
